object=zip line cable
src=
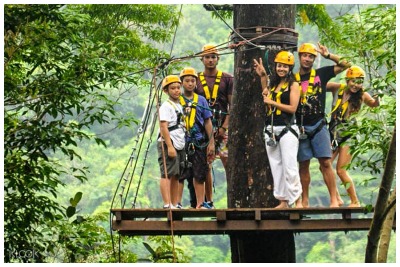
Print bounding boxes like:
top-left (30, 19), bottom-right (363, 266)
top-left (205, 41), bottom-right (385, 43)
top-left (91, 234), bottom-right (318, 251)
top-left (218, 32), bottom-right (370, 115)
top-left (109, 76), bottom-right (159, 262)
top-left (169, 4), bottom-right (183, 56)
top-left (124, 79), bottom-right (162, 209)
top-left (209, 4), bottom-right (258, 48)
top-left (110, 4), bottom-right (183, 259)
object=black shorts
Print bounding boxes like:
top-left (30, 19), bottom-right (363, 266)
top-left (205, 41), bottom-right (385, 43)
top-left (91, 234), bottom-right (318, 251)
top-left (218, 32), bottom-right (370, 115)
top-left (181, 145), bottom-right (209, 183)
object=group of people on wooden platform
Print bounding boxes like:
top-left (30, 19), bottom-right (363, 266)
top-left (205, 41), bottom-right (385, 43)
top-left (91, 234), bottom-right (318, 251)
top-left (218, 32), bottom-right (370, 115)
top-left (157, 43), bottom-right (379, 209)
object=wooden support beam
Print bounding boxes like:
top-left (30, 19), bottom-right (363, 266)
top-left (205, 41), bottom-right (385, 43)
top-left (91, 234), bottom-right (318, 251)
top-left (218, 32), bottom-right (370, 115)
top-left (289, 212), bottom-right (301, 221)
top-left (216, 211), bottom-right (227, 222)
top-left (255, 210), bottom-right (261, 221)
top-left (112, 218), bottom-right (395, 236)
top-left (110, 207), bottom-right (386, 236)
top-left (115, 211), bottom-right (121, 222)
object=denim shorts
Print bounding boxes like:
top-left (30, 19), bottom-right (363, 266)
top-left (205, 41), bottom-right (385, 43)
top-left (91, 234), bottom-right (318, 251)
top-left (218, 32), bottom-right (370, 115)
top-left (297, 119), bottom-right (332, 162)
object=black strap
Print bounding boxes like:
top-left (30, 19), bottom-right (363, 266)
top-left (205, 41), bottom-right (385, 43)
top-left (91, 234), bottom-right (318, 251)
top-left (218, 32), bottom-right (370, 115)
top-left (157, 124), bottom-right (180, 139)
top-left (168, 124), bottom-right (179, 132)
top-left (265, 124), bottom-right (298, 142)
top-left (306, 119), bottom-right (326, 140)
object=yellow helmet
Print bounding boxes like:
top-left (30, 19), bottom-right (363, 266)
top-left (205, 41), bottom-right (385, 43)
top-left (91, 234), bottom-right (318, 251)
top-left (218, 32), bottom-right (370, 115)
top-left (298, 43), bottom-right (318, 56)
top-left (162, 75), bottom-right (181, 89)
top-left (180, 67), bottom-right (198, 79)
top-left (201, 44), bottom-right (219, 56)
top-left (346, 66), bottom-right (365, 79)
top-left (274, 50), bottom-right (295, 66)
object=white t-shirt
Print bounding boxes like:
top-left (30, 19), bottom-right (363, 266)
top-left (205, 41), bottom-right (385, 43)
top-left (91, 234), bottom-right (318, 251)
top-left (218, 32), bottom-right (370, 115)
top-left (158, 99), bottom-right (186, 150)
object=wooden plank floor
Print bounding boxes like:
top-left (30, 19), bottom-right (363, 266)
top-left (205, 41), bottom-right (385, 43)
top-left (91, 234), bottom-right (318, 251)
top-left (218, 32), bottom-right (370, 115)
top-left (110, 207), bottom-right (396, 236)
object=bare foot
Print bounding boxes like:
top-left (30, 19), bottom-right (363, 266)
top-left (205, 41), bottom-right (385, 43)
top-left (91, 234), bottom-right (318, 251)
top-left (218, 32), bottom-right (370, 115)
top-left (274, 201), bottom-right (289, 209)
top-left (295, 198), bottom-right (303, 208)
top-left (348, 202), bottom-right (361, 207)
top-left (337, 198), bottom-right (344, 207)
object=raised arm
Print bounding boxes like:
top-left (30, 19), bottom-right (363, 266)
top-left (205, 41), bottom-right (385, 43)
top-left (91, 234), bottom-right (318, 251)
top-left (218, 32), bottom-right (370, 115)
top-left (326, 81), bottom-right (341, 95)
top-left (317, 42), bottom-right (351, 75)
top-left (362, 91), bottom-right (380, 108)
top-left (253, 57), bottom-right (269, 90)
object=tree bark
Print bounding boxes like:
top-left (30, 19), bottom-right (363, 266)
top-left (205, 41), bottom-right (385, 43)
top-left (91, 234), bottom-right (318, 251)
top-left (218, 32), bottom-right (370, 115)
top-left (377, 188), bottom-right (396, 263)
top-left (227, 4), bottom-right (297, 263)
top-left (365, 126), bottom-right (396, 262)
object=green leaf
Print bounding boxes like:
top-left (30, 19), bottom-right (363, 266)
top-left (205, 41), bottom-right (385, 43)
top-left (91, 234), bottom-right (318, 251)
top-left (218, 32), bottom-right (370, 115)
top-left (66, 206), bottom-right (76, 218)
top-left (142, 242), bottom-right (157, 257)
top-left (69, 192), bottom-right (83, 207)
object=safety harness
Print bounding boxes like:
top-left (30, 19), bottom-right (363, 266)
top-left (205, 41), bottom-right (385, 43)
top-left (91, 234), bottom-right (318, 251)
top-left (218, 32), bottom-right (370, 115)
top-left (295, 69), bottom-right (318, 104)
top-left (179, 94), bottom-right (211, 158)
top-left (267, 83), bottom-right (288, 116)
top-left (179, 94), bottom-right (198, 130)
top-left (295, 69), bottom-right (324, 140)
top-left (328, 84), bottom-right (348, 118)
top-left (328, 84), bottom-right (348, 150)
top-left (165, 99), bottom-right (184, 132)
top-left (198, 70), bottom-right (223, 107)
top-left (265, 84), bottom-right (298, 145)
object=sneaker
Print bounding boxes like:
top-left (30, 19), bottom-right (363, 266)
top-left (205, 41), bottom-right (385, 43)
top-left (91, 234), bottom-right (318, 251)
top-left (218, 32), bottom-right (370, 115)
top-left (206, 201), bottom-right (215, 209)
top-left (199, 202), bottom-right (212, 209)
top-left (163, 204), bottom-right (178, 209)
top-left (176, 203), bottom-right (183, 209)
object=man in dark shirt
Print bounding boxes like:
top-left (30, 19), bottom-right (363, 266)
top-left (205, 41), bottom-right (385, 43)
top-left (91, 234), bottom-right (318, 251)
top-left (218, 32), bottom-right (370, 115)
top-left (194, 44), bottom-right (234, 209)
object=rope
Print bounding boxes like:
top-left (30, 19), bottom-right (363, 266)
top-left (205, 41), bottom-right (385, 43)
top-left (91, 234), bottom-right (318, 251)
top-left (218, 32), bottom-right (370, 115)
top-left (169, 4), bottom-right (183, 56)
top-left (229, 26), bottom-right (297, 50)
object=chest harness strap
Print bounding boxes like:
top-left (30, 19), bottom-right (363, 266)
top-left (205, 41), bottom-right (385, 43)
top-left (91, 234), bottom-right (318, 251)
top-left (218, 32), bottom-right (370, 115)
top-left (295, 69), bottom-right (317, 104)
top-left (328, 84), bottom-right (348, 119)
top-left (179, 94), bottom-right (198, 130)
top-left (295, 69), bottom-right (318, 139)
top-left (265, 84), bottom-right (298, 145)
top-left (166, 99), bottom-right (185, 132)
top-left (199, 70), bottom-right (223, 107)
top-left (267, 82), bottom-right (288, 116)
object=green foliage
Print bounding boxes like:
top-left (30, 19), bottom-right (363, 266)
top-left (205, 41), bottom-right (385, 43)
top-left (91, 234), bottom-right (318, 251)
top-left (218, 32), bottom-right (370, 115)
top-left (43, 207), bottom-right (138, 263)
top-left (343, 97), bottom-right (395, 175)
top-left (326, 5), bottom-right (395, 178)
top-left (305, 241), bottom-right (333, 263)
top-left (4, 4), bottom-right (180, 262)
top-left (140, 236), bottom-right (190, 263)
top-left (191, 246), bottom-right (226, 263)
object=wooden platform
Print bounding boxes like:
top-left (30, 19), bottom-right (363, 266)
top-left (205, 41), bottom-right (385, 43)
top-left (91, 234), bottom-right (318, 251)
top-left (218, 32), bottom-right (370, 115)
top-left (110, 207), bottom-right (395, 236)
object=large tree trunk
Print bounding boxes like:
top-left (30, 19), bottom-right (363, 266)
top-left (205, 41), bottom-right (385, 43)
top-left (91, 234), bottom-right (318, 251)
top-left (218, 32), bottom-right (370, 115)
top-left (227, 4), bottom-right (297, 263)
top-left (378, 188), bottom-right (396, 262)
top-left (365, 126), bottom-right (396, 262)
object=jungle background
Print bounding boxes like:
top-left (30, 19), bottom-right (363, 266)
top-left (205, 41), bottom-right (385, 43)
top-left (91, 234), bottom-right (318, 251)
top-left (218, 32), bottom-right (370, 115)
top-left (3, 3), bottom-right (396, 263)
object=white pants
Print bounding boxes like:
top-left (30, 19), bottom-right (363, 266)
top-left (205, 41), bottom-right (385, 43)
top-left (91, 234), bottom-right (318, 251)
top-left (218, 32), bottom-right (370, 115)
top-left (265, 125), bottom-right (302, 205)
